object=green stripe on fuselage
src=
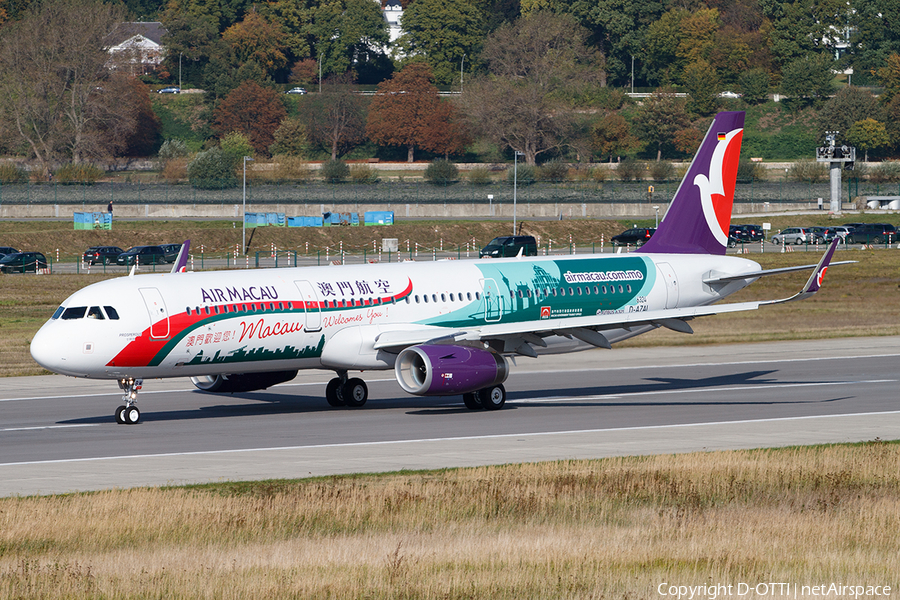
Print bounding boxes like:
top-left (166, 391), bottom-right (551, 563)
top-left (420, 255), bottom-right (655, 328)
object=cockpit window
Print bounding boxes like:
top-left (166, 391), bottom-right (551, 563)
top-left (104, 306), bottom-right (120, 320)
top-left (61, 307), bottom-right (87, 320)
top-left (52, 306), bottom-right (64, 319)
top-left (87, 306), bottom-right (105, 320)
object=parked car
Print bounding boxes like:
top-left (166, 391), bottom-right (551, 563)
top-left (284, 87), bottom-right (307, 95)
top-left (160, 243), bottom-right (184, 263)
top-left (0, 252), bottom-right (48, 273)
top-left (718, 90), bottom-right (741, 98)
top-left (0, 246), bottom-right (19, 259)
top-left (846, 223), bottom-right (898, 244)
top-left (611, 227), bottom-right (656, 247)
top-left (116, 245), bottom-right (167, 266)
top-left (830, 226), bottom-right (852, 241)
top-left (83, 245), bottom-right (124, 265)
top-left (157, 86), bottom-right (180, 94)
top-left (807, 226), bottom-right (836, 244)
top-left (771, 227), bottom-right (810, 245)
top-left (479, 235), bottom-right (538, 258)
top-left (735, 224), bottom-right (765, 242)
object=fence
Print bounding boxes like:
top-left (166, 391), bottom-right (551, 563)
top-left (3, 179), bottom-right (896, 207)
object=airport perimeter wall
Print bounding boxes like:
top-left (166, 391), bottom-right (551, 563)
top-left (1, 180), bottom-right (894, 220)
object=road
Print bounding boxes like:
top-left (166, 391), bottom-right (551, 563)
top-left (1, 336), bottom-right (898, 497)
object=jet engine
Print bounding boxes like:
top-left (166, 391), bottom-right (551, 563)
top-left (394, 345), bottom-right (508, 396)
top-left (190, 370), bottom-right (298, 393)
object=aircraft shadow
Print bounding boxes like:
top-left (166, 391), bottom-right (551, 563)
top-left (59, 369), bottom-right (846, 424)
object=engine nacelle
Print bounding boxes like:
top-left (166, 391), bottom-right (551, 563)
top-left (190, 370), bottom-right (298, 393)
top-left (394, 344), bottom-right (508, 396)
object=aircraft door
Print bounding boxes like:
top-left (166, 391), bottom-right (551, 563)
top-left (479, 278), bottom-right (503, 322)
top-left (656, 262), bottom-right (679, 309)
top-left (294, 280), bottom-right (322, 332)
top-left (139, 288), bottom-right (170, 339)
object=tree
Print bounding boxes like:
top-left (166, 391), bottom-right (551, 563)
top-left (0, 0), bottom-right (136, 173)
top-left (212, 81), bottom-right (286, 156)
top-left (222, 9), bottom-right (289, 76)
top-left (118, 78), bottom-right (163, 157)
top-left (876, 53), bottom-right (900, 103)
top-left (818, 87), bottom-right (883, 143)
top-left (682, 60), bottom-right (720, 116)
top-left (397, 0), bottom-right (485, 86)
top-left (631, 88), bottom-right (691, 161)
top-left (419, 99), bottom-right (472, 159)
top-left (738, 68), bottom-right (770, 104)
top-left (299, 74), bottom-right (368, 160)
top-left (846, 118), bottom-right (889, 162)
top-left (366, 62), bottom-right (447, 162)
top-left (309, 0), bottom-right (389, 79)
top-left (591, 113), bottom-right (642, 162)
top-left (269, 117), bottom-right (309, 157)
top-left (779, 54), bottom-right (835, 105)
top-left (463, 11), bottom-right (604, 165)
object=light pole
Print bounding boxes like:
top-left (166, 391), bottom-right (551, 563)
top-left (460, 53), bottom-right (466, 93)
top-left (513, 151), bottom-right (524, 234)
top-left (242, 156), bottom-right (254, 254)
top-left (178, 52), bottom-right (182, 90)
top-left (653, 205), bottom-right (659, 228)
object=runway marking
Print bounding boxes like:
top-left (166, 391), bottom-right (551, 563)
top-left (1, 424), bottom-right (99, 432)
top-left (514, 379), bottom-right (897, 403)
top-left (3, 410), bottom-right (899, 468)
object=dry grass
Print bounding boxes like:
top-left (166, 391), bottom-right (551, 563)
top-left (1, 443), bottom-right (898, 597)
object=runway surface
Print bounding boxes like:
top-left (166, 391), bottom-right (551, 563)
top-left (1, 336), bottom-right (898, 497)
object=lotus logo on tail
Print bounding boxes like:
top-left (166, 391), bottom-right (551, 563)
top-left (694, 129), bottom-right (743, 248)
top-left (817, 266), bottom-right (828, 288)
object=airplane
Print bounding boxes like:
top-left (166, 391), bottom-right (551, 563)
top-left (30, 111), bottom-right (846, 424)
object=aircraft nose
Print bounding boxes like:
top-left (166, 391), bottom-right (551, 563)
top-left (30, 324), bottom-right (63, 373)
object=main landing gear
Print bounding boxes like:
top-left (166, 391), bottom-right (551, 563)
top-left (115, 378), bottom-right (143, 424)
top-left (325, 371), bottom-right (368, 408)
top-left (462, 384), bottom-right (507, 411)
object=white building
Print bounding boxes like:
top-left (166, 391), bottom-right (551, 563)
top-left (106, 22), bottom-right (168, 76)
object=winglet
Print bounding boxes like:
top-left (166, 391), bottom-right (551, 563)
top-left (171, 240), bottom-right (190, 274)
top-left (763, 237), bottom-right (840, 305)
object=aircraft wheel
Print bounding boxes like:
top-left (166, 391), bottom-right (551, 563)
top-left (341, 378), bottom-right (368, 408)
top-left (325, 378), bottom-right (344, 407)
top-left (123, 406), bottom-right (141, 425)
top-left (462, 392), bottom-right (482, 410)
top-left (479, 384), bottom-right (506, 411)
top-left (115, 405), bottom-right (127, 424)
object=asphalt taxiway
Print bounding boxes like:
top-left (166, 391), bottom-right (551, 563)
top-left (1, 336), bottom-right (898, 497)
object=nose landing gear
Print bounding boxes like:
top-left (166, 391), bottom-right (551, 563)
top-left (115, 378), bottom-right (143, 424)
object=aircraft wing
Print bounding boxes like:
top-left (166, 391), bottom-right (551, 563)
top-left (374, 238), bottom-right (843, 356)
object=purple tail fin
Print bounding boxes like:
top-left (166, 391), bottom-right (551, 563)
top-left (637, 111), bottom-right (744, 255)
top-left (171, 240), bottom-right (190, 274)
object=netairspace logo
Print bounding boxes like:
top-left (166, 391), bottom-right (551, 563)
top-left (657, 582), bottom-right (892, 599)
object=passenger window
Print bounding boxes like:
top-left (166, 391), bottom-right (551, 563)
top-left (626, 285), bottom-right (632, 293)
top-left (467, 292), bottom-right (472, 301)
top-left (475, 292), bottom-right (480, 300)
top-left (560, 288), bottom-right (566, 296)
top-left (618, 285), bottom-right (624, 293)
top-left (577, 287), bottom-right (583, 296)
top-left (449, 293), bottom-right (455, 301)
top-left (61, 306), bottom-right (87, 320)
top-left (87, 306), bottom-right (105, 320)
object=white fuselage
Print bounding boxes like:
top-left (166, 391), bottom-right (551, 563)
top-left (30, 252), bottom-right (760, 381)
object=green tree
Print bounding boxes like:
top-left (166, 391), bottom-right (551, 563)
top-left (851, 1), bottom-right (900, 86)
top-left (219, 131), bottom-right (255, 164)
top-left (682, 60), bottom-right (720, 116)
top-left (644, 8), bottom-right (684, 85)
top-left (631, 88), bottom-right (691, 161)
top-left (846, 118), bottom-right (889, 162)
top-left (738, 68), bottom-right (770, 104)
top-left (761, 0), bottom-right (823, 69)
top-left (779, 54), bottom-right (834, 105)
top-left (187, 146), bottom-right (238, 189)
top-left (398, 0), bottom-right (486, 86)
top-left (269, 117), bottom-right (308, 157)
top-left (818, 87), bottom-right (883, 144)
top-left (310, 0), bottom-right (389, 79)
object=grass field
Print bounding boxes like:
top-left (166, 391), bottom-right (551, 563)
top-left (1, 443), bottom-right (898, 598)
